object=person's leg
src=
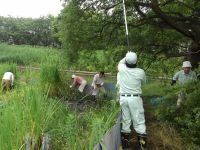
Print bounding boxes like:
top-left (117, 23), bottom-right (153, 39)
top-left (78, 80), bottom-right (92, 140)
top-left (5, 80), bottom-right (9, 91)
top-left (7, 80), bottom-right (11, 91)
top-left (177, 93), bottom-right (183, 107)
top-left (92, 86), bottom-right (99, 96)
top-left (128, 97), bottom-right (147, 149)
top-left (137, 133), bottom-right (147, 150)
top-left (1, 79), bottom-right (6, 92)
top-left (78, 80), bottom-right (87, 93)
top-left (120, 97), bottom-right (132, 149)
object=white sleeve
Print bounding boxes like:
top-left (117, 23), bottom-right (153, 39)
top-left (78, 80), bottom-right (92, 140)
top-left (116, 72), bottom-right (120, 88)
top-left (118, 57), bottom-right (126, 71)
top-left (92, 75), bottom-right (97, 86)
top-left (119, 57), bottom-right (126, 64)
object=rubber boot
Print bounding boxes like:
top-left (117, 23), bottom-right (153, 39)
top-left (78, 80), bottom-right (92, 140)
top-left (137, 133), bottom-right (147, 150)
top-left (121, 132), bottom-right (130, 150)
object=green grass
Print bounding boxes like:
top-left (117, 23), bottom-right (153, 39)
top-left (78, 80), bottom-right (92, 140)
top-left (0, 87), bottom-right (62, 149)
top-left (142, 80), bottom-right (170, 97)
top-left (0, 43), bottom-right (67, 67)
top-left (0, 63), bottom-right (119, 149)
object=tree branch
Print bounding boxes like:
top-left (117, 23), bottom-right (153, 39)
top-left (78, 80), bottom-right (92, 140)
top-left (150, 0), bottom-right (194, 40)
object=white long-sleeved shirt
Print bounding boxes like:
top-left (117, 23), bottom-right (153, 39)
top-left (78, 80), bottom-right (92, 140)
top-left (2, 72), bottom-right (14, 85)
top-left (117, 58), bottom-right (146, 94)
top-left (116, 72), bottom-right (120, 88)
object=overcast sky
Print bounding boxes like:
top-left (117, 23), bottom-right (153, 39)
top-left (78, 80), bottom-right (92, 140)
top-left (0, 0), bottom-right (63, 18)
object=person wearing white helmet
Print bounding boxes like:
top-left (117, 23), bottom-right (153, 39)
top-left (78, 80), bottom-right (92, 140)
top-left (2, 71), bottom-right (14, 92)
top-left (70, 74), bottom-right (87, 93)
top-left (117, 51), bottom-right (147, 150)
top-left (171, 61), bottom-right (197, 106)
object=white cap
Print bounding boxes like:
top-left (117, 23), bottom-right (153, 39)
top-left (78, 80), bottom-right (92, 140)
top-left (125, 51), bottom-right (137, 64)
top-left (182, 61), bottom-right (192, 68)
top-left (72, 74), bottom-right (76, 78)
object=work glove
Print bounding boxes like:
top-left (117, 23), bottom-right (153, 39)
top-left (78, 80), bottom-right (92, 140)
top-left (171, 80), bottom-right (176, 86)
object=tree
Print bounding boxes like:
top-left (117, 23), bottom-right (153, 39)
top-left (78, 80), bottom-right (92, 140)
top-left (56, 0), bottom-right (113, 63)
top-left (0, 16), bottom-right (59, 47)
top-left (59, 0), bottom-right (200, 67)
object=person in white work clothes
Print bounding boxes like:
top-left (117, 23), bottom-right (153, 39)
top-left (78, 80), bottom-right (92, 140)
top-left (171, 61), bottom-right (197, 107)
top-left (117, 51), bottom-right (147, 150)
top-left (2, 71), bottom-right (14, 92)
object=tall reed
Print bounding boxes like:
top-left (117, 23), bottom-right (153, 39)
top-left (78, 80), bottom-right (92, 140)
top-left (0, 87), bottom-right (60, 149)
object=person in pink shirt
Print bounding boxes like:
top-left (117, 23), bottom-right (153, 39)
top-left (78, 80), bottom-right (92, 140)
top-left (70, 74), bottom-right (87, 93)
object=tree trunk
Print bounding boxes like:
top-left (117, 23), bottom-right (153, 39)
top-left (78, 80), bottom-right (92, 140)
top-left (187, 42), bottom-right (200, 69)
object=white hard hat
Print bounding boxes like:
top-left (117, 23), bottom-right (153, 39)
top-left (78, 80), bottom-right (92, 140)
top-left (125, 51), bottom-right (137, 64)
top-left (72, 74), bottom-right (76, 78)
top-left (182, 61), bottom-right (192, 68)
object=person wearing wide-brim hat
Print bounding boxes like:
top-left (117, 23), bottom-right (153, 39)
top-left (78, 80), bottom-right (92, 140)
top-left (171, 61), bottom-right (197, 106)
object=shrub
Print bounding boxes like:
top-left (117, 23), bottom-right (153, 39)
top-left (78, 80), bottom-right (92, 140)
top-left (155, 81), bottom-right (200, 147)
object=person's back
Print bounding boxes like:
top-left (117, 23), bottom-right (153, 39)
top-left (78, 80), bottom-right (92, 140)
top-left (70, 75), bottom-right (87, 93)
top-left (117, 52), bottom-right (147, 150)
top-left (74, 76), bottom-right (84, 85)
top-left (118, 67), bottom-right (145, 94)
top-left (2, 71), bottom-right (14, 92)
top-left (3, 72), bottom-right (13, 80)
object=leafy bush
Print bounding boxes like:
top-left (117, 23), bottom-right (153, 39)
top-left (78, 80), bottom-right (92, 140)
top-left (155, 81), bottom-right (200, 147)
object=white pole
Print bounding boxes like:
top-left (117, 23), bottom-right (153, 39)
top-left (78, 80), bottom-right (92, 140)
top-left (122, 0), bottom-right (129, 46)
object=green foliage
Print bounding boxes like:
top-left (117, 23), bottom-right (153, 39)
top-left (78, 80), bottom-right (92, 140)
top-left (57, 0), bottom-right (120, 63)
top-left (0, 87), bottom-right (61, 149)
top-left (142, 81), bottom-right (169, 97)
top-left (47, 99), bottom-right (119, 149)
top-left (0, 16), bottom-right (59, 46)
top-left (40, 64), bottom-right (62, 97)
top-left (155, 81), bottom-right (200, 147)
top-left (76, 49), bottom-right (122, 72)
top-left (0, 43), bottom-right (67, 66)
top-left (74, 47), bottom-right (182, 74)
top-left (0, 63), bottom-right (16, 76)
top-left (56, 0), bottom-right (200, 67)
top-left (0, 68), bottom-right (120, 149)
top-left (88, 102), bottom-right (119, 149)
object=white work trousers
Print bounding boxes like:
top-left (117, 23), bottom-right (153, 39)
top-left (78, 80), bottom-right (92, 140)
top-left (78, 80), bottom-right (87, 93)
top-left (120, 96), bottom-right (146, 134)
